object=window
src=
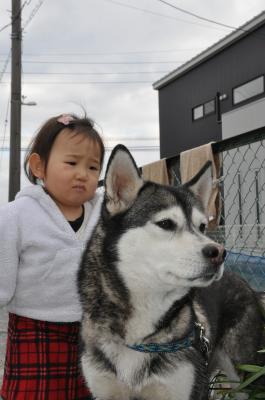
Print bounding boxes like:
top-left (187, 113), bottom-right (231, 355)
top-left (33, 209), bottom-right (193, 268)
top-left (233, 76), bottom-right (264, 105)
top-left (204, 99), bottom-right (215, 115)
top-left (193, 105), bottom-right (203, 120)
top-left (192, 98), bottom-right (216, 121)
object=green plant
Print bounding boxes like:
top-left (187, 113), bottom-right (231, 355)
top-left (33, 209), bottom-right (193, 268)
top-left (230, 360), bottom-right (265, 399)
top-left (209, 349), bottom-right (265, 399)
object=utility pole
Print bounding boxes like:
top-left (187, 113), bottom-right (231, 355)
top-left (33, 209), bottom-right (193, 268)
top-left (9, 0), bottom-right (22, 201)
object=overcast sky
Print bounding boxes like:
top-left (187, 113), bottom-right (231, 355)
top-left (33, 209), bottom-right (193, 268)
top-left (0, 0), bottom-right (265, 204)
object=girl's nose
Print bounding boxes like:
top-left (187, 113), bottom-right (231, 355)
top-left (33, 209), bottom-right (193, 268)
top-left (76, 168), bottom-right (88, 180)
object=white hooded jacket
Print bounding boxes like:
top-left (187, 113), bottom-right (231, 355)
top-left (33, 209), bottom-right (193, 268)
top-left (0, 185), bottom-right (103, 322)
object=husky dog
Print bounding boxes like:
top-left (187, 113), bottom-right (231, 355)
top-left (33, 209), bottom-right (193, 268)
top-left (78, 145), bottom-right (265, 400)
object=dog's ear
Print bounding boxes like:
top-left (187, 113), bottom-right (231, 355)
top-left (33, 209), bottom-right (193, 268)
top-left (184, 161), bottom-right (213, 210)
top-left (104, 144), bottom-right (144, 215)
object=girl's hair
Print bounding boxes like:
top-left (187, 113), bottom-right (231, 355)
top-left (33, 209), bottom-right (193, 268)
top-left (24, 113), bottom-right (105, 184)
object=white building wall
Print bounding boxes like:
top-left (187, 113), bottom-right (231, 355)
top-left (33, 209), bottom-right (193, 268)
top-left (222, 97), bottom-right (265, 139)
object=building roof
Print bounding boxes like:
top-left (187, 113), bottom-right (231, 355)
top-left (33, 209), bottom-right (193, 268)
top-left (153, 11), bottom-right (265, 90)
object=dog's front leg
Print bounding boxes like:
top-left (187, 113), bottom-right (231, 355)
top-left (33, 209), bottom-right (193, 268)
top-left (150, 361), bottom-right (197, 400)
top-left (82, 362), bottom-right (130, 400)
top-left (89, 374), bottom-right (130, 400)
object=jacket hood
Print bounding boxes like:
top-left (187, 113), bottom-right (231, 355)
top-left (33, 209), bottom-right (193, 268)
top-left (15, 184), bottom-right (103, 206)
top-left (15, 184), bottom-right (46, 201)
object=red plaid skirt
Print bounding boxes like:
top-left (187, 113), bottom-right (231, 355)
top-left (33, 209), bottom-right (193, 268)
top-left (1, 313), bottom-right (93, 400)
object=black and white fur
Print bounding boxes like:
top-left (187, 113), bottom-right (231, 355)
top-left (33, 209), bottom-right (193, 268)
top-left (78, 145), bottom-right (265, 400)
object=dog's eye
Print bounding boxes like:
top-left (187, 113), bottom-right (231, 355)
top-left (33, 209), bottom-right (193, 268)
top-left (155, 219), bottom-right (176, 231)
top-left (199, 223), bottom-right (206, 233)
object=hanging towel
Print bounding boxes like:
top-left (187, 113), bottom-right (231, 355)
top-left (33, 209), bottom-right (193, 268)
top-left (142, 159), bottom-right (169, 185)
top-left (180, 143), bottom-right (221, 228)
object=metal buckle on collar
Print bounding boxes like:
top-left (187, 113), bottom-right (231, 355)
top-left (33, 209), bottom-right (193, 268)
top-left (195, 322), bottom-right (210, 365)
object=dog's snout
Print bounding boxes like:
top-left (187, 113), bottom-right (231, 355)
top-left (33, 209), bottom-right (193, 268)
top-left (202, 244), bottom-right (226, 265)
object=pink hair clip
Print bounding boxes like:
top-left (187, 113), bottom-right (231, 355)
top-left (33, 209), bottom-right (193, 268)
top-left (57, 114), bottom-right (74, 125)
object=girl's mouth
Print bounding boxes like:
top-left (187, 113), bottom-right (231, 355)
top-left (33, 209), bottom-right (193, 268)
top-left (73, 185), bottom-right (86, 192)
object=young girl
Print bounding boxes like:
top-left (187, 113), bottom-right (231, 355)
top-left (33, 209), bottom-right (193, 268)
top-left (0, 113), bottom-right (105, 400)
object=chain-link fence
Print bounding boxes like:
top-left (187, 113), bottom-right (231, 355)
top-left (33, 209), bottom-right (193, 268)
top-left (169, 127), bottom-right (265, 292)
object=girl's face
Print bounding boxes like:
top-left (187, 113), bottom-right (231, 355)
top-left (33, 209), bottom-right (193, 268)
top-left (41, 129), bottom-right (101, 219)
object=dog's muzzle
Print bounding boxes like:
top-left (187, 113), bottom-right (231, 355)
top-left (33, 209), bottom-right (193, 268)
top-left (202, 243), bottom-right (226, 280)
top-left (202, 244), bottom-right (226, 270)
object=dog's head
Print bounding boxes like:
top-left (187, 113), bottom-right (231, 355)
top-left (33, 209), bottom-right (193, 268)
top-left (103, 145), bottom-right (225, 290)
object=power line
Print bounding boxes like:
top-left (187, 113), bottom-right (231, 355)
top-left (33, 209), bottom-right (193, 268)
top-left (20, 60), bottom-right (184, 65)
top-left (0, 1), bottom-right (45, 81)
top-left (155, 0), bottom-right (242, 30)
top-left (2, 81), bottom-right (154, 84)
top-left (22, 81), bottom-right (154, 84)
top-left (0, 22), bottom-right (12, 34)
top-left (0, 1), bottom-right (27, 33)
top-left (5, 71), bottom-right (169, 75)
top-left (1, 0), bottom-right (45, 185)
top-left (0, 1), bottom-right (30, 83)
top-left (155, 0), bottom-right (265, 37)
top-left (101, 0), bottom-right (229, 32)
top-left (22, 0), bottom-right (45, 30)
top-left (0, 49), bottom-right (11, 83)
top-left (0, 48), bottom-right (203, 56)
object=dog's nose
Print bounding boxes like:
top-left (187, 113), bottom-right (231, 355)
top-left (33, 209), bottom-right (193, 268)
top-left (202, 244), bottom-right (226, 266)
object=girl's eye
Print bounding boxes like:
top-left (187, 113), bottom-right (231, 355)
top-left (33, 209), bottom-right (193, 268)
top-left (155, 219), bottom-right (177, 231)
top-left (199, 223), bottom-right (206, 233)
top-left (66, 161), bottom-right (76, 166)
top-left (89, 166), bottom-right (99, 171)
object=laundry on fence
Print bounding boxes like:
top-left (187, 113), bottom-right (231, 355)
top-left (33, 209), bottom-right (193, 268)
top-left (180, 142), bottom-right (221, 229)
top-left (142, 158), bottom-right (169, 185)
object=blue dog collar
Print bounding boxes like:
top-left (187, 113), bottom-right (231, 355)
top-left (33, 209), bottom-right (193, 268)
top-left (126, 330), bottom-right (195, 354)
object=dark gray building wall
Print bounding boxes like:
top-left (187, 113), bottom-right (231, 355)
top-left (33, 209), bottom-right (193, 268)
top-left (158, 24), bottom-right (265, 159)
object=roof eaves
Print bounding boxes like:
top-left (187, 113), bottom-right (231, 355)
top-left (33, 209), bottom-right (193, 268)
top-left (153, 11), bottom-right (265, 90)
